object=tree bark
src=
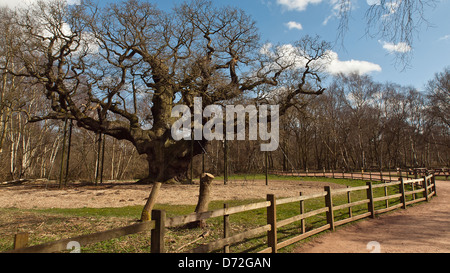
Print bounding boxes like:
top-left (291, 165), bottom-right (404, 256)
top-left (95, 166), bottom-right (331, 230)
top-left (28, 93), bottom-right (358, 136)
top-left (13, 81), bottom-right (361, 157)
top-left (136, 138), bottom-right (207, 184)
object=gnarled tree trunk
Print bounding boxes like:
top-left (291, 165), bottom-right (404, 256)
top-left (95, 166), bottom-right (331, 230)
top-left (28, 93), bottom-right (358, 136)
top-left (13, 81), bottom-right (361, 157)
top-left (136, 138), bottom-right (207, 184)
top-left (138, 139), bottom-right (207, 222)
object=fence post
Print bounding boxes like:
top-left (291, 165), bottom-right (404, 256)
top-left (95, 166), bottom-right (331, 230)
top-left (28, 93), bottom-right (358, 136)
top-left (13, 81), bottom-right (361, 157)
top-left (324, 186), bottom-right (335, 231)
top-left (366, 181), bottom-right (375, 218)
top-left (384, 180), bottom-right (389, 209)
top-left (223, 204), bottom-right (230, 253)
top-left (422, 176), bottom-right (429, 202)
top-left (399, 178), bottom-right (406, 209)
top-left (266, 194), bottom-right (277, 253)
top-left (432, 175), bottom-right (437, 196)
top-left (151, 210), bottom-right (166, 253)
top-left (347, 186), bottom-right (352, 218)
top-left (299, 192), bottom-right (305, 234)
top-left (14, 233), bottom-right (29, 250)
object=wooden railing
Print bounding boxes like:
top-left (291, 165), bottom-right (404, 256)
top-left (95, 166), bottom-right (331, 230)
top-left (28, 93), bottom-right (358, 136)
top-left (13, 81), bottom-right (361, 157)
top-left (270, 167), bottom-right (448, 181)
top-left (6, 175), bottom-right (437, 253)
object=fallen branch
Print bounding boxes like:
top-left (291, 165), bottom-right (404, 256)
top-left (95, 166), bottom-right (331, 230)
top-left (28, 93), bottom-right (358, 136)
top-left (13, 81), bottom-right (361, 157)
top-left (176, 230), bottom-right (210, 252)
top-left (0, 179), bottom-right (29, 185)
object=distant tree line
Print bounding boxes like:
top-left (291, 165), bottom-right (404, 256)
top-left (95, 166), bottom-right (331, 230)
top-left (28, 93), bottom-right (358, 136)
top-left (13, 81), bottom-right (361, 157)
top-left (202, 72), bottom-right (449, 175)
top-left (271, 72), bottom-right (449, 172)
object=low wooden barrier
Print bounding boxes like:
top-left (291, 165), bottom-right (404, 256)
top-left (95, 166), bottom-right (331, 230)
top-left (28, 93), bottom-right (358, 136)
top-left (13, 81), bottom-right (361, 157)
top-left (270, 168), bottom-right (447, 181)
top-left (6, 175), bottom-right (437, 253)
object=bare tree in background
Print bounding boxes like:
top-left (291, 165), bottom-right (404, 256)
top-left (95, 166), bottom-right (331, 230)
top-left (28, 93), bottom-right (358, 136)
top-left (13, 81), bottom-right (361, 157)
top-left (426, 67), bottom-right (450, 130)
top-left (335, 0), bottom-right (437, 67)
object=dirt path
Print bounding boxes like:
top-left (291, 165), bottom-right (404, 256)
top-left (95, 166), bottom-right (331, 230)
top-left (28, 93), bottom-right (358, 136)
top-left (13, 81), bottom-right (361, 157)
top-left (293, 180), bottom-right (450, 253)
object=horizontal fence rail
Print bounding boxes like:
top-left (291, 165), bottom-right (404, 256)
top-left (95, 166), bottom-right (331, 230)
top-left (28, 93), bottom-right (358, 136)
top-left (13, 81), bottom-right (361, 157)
top-left (5, 175), bottom-right (437, 253)
top-left (269, 168), bottom-right (448, 181)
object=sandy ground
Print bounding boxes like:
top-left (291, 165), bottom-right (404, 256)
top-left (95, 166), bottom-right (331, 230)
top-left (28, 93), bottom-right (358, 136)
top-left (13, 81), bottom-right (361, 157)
top-left (0, 179), bottom-right (347, 209)
top-left (293, 180), bottom-right (450, 253)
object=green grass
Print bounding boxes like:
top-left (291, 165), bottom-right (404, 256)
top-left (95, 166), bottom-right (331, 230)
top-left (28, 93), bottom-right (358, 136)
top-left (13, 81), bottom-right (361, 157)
top-left (434, 175), bottom-right (449, 180)
top-left (0, 175), bottom-right (426, 253)
top-left (215, 173), bottom-right (368, 186)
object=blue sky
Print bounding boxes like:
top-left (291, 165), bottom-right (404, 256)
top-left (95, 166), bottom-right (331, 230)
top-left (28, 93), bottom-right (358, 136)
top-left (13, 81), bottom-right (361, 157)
top-left (2, 0), bottom-right (450, 91)
top-left (156, 0), bottom-right (450, 91)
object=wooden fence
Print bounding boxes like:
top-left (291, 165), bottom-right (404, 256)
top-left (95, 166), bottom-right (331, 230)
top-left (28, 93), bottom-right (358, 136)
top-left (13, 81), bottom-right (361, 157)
top-left (270, 167), bottom-right (448, 181)
top-left (5, 175), bottom-right (437, 253)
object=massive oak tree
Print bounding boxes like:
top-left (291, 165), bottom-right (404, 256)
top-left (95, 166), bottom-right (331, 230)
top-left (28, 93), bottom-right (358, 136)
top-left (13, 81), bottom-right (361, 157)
top-left (5, 0), bottom-right (329, 220)
top-left (6, 0), bottom-right (328, 183)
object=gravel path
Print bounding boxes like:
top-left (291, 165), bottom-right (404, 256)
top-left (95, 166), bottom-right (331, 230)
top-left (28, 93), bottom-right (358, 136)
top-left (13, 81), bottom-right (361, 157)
top-left (293, 180), bottom-right (450, 253)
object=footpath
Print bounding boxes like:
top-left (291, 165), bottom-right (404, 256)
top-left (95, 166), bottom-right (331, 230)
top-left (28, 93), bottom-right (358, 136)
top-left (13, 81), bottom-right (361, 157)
top-left (293, 180), bottom-right (450, 253)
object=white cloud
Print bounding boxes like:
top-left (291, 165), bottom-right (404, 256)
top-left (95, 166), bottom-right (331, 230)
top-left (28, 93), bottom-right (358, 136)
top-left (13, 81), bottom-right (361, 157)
top-left (438, 34), bottom-right (450, 41)
top-left (1, 0), bottom-right (98, 55)
top-left (276, 0), bottom-right (323, 11)
top-left (285, 21), bottom-right (303, 30)
top-left (67, 0), bottom-right (80, 4)
top-left (259, 42), bottom-right (274, 56)
top-left (377, 0), bottom-right (403, 20)
top-left (325, 50), bottom-right (382, 75)
top-left (384, 0), bottom-right (401, 15)
top-left (366, 0), bottom-right (381, 5)
top-left (260, 43), bottom-right (381, 76)
top-left (0, 0), bottom-right (79, 9)
top-left (0, 0), bottom-right (28, 8)
top-left (323, 0), bottom-right (353, 25)
top-left (380, 40), bottom-right (412, 53)
top-left (277, 0), bottom-right (354, 25)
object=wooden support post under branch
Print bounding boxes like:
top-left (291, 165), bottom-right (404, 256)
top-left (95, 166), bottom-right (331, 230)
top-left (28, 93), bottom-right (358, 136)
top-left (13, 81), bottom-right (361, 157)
top-left (140, 182), bottom-right (162, 221)
top-left (194, 173), bottom-right (215, 228)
